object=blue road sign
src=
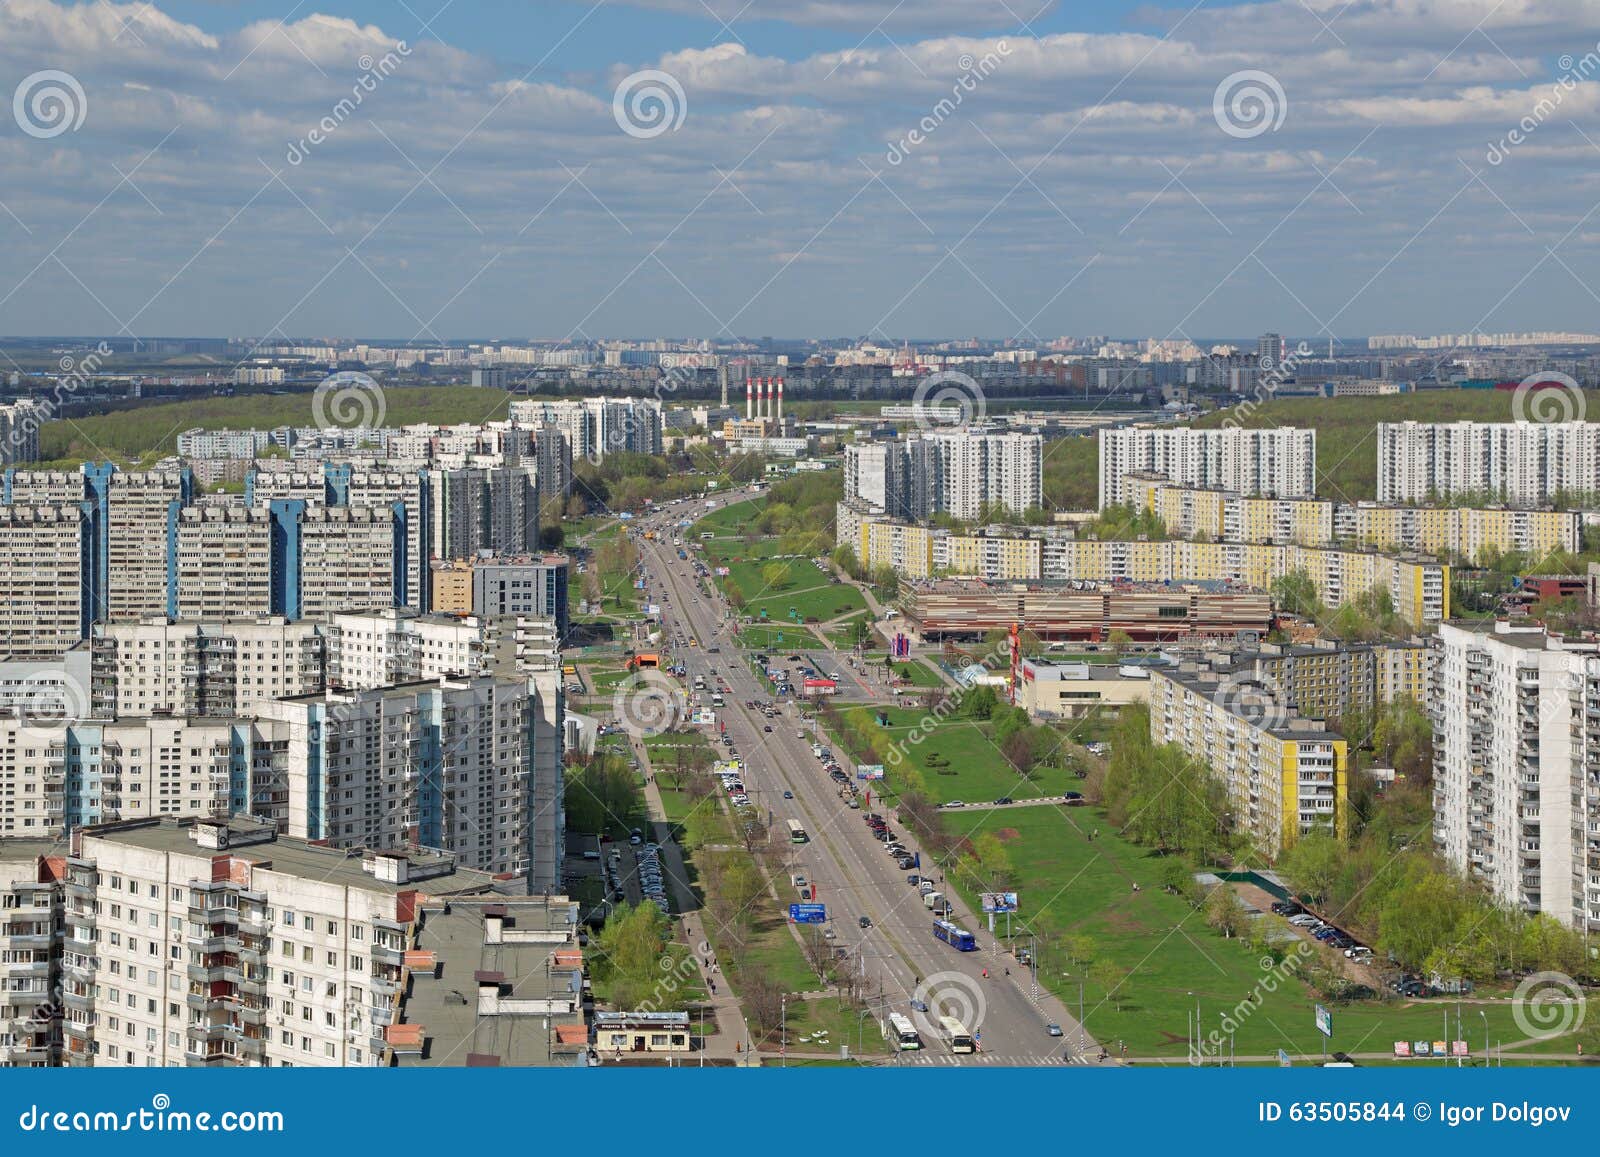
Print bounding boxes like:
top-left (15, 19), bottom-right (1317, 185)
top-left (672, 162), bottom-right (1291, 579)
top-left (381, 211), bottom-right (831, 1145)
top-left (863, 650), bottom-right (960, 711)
top-left (789, 903), bottom-right (827, 924)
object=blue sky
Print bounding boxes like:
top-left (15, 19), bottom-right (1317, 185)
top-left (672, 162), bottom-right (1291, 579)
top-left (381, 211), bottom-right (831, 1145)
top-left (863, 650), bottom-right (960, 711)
top-left (0, 0), bottom-right (1597, 341)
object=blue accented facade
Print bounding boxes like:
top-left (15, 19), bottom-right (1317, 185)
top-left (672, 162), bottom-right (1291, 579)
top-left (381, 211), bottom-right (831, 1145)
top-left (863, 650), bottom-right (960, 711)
top-left (83, 462), bottom-right (115, 624)
top-left (324, 462), bottom-right (351, 505)
top-left (416, 690), bottom-right (444, 848)
top-left (304, 706), bottom-right (327, 841)
top-left (269, 499), bottom-right (307, 619)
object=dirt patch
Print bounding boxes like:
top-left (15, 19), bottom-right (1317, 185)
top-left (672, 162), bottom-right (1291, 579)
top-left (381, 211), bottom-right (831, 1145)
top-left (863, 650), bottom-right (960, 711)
top-left (994, 827), bottom-right (1021, 842)
top-left (1103, 908), bottom-right (1150, 936)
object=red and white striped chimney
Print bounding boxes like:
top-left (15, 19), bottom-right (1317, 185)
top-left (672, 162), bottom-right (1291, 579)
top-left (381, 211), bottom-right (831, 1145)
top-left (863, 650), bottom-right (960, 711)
top-left (745, 376), bottom-right (753, 420)
top-left (777, 377), bottom-right (784, 425)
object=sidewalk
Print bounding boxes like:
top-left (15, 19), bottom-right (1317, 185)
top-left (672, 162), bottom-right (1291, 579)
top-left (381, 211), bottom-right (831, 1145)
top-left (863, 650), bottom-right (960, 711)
top-left (632, 735), bottom-right (762, 1066)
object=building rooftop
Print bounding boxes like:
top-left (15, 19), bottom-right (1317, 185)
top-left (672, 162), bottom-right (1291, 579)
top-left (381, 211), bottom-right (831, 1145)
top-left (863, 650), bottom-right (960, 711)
top-left (394, 897), bottom-right (586, 1068)
top-left (76, 815), bottom-right (500, 896)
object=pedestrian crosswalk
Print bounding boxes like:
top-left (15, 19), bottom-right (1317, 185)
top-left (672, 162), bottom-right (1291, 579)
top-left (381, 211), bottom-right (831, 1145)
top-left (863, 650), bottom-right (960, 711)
top-left (895, 1053), bottom-right (1077, 1066)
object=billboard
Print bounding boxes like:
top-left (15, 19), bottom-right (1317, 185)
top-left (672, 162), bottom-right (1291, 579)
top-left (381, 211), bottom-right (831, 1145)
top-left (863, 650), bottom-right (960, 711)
top-left (1315, 1005), bottom-right (1332, 1038)
top-left (788, 904), bottom-right (827, 924)
top-left (981, 892), bottom-right (1019, 914)
top-left (857, 764), bottom-right (885, 781)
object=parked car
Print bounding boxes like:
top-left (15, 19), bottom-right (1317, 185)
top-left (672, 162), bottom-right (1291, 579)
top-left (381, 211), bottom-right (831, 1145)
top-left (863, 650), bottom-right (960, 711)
top-left (993, 796), bottom-right (1013, 806)
top-left (946, 800), bottom-right (966, 809)
top-left (858, 916), bottom-right (872, 929)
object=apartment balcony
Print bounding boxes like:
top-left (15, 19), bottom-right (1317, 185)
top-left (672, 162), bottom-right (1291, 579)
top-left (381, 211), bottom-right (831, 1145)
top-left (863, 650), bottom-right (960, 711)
top-left (186, 894), bottom-right (239, 923)
top-left (370, 940), bottom-right (406, 965)
top-left (184, 1046), bottom-right (233, 1068)
top-left (186, 929), bottom-right (240, 954)
top-left (235, 1003), bottom-right (268, 1027)
top-left (187, 960), bottom-right (244, 986)
top-left (61, 955), bottom-right (94, 982)
top-left (0, 928), bottom-right (53, 952)
top-left (1, 958), bottom-right (52, 980)
top-left (0, 1044), bottom-right (51, 1065)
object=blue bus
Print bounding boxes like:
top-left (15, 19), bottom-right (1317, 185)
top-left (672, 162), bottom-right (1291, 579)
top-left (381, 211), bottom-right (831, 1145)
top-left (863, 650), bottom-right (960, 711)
top-left (933, 919), bottom-right (977, 952)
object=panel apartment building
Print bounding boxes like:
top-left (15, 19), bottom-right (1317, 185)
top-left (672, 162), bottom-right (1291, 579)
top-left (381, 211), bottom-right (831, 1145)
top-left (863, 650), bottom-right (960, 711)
top-left (0, 817), bottom-right (586, 1069)
top-left (1378, 420), bottom-right (1600, 505)
top-left (1098, 424), bottom-right (1316, 509)
top-left (843, 429), bottom-right (1044, 521)
top-left (841, 502), bottom-right (1450, 626)
top-left (1431, 621), bottom-right (1600, 931)
top-left (1147, 663), bottom-right (1348, 857)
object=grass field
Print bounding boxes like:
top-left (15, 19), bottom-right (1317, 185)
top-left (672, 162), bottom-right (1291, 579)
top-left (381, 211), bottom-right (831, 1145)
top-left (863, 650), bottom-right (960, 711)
top-left (936, 806), bottom-right (1569, 1063)
top-left (722, 555), bottom-right (866, 623)
top-left (1040, 389), bottom-right (1600, 510)
top-left (838, 705), bottom-right (1077, 804)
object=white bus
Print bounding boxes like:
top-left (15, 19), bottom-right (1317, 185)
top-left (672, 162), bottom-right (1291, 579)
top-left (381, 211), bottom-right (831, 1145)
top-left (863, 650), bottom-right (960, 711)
top-left (882, 1012), bottom-right (922, 1050)
top-left (939, 1015), bottom-right (976, 1054)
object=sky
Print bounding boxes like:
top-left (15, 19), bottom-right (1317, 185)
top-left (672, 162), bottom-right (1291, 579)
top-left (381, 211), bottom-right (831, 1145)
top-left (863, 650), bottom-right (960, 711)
top-left (0, 0), bottom-right (1598, 342)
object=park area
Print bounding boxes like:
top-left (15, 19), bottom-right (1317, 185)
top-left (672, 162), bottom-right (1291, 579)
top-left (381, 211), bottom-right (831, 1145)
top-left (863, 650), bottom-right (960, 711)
top-left (935, 805), bottom-right (1564, 1064)
top-left (829, 703), bottom-right (1081, 805)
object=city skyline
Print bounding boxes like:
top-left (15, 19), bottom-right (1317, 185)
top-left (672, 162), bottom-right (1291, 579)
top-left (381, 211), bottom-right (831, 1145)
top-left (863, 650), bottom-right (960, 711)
top-left (1, 0), bottom-right (1598, 341)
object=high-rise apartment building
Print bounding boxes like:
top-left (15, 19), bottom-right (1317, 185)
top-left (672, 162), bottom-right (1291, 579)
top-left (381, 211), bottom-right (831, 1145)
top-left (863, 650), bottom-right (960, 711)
top-left (843, 430), bottom-right (1041, 522)
top-left (0, 504), bottom-right (90, 659)
top-left (1431, 621), bottom-right (1600, 930)
top-left (1097, 425), bottom-right (1316, 509)
top-left (1377, 420), bottom-right (1600, 505)
top-left (175, 507), bottom-right (275, 619)
top-left (97, 617), bottom-right (326, 718)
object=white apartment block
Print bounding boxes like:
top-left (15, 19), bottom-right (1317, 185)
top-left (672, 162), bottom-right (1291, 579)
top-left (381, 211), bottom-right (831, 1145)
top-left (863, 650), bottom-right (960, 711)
top-left (176, 428), bottom-right (274, 459)
top-left (508, 397), bottom-right (663, 461)
top-left (298, 506), bottom-right (398, 619)
top-left (175, 507), bottom-right (275, 620)
top-left (0, 715), bottom-right (282, 838)
top-left (1098, 425), bottom-right (1316, 509)
top-left (843, 430), bottom-right (1041, 521)
top-left (54, 816), bottom-right (502, 1068)
top-left (1431, 621), bottom-right (1600, 931)
top-left (107, 470), bottom-right (193, 621)
top-left (98, 618), bottom-right (325, 718)
top-left (0, 839), bottom-right (61, 1066)
top-left (5, 469), bottom-right (84, 504)
top-left (263, 676), bottom-right (560, 881)
top-left (0, 504), bottom-right (88, 660)
top-left (928, 429), bottom-right (1043, 520)
top-left (1378, 420), bottom-right (1600, 505)
top-left (326, 610), bottom-right (489, 690)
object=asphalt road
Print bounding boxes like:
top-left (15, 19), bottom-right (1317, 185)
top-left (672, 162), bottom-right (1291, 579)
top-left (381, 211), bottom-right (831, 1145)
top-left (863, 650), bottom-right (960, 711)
top-left (629, 496), bottom-right (1108, 1066)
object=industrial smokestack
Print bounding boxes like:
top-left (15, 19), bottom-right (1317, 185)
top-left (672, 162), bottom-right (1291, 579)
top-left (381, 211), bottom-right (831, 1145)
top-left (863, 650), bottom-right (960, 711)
top-left (777, 377), bottom-right (784, 425)
top-left (746, 376), bottom-right (753, 421)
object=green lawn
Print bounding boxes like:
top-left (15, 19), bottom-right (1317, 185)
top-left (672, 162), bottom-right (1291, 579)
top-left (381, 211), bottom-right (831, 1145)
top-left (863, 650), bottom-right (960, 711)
top-left (935, 806), bottom-right (1571, 1063)
top-left (838, 705), bottom-right (1078, 804)
top-left (824, 613), bottom-right (875, 649)
top-left (724, 558), bottom-right (865, 624)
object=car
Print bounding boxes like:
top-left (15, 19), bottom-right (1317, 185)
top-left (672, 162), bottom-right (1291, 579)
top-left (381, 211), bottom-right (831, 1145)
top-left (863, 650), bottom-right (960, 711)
top-left (1045, 1023), bottom-right (1063, 1038)
top-left (1270, 901), bottom-right (1303, 916)
top-left (1288, 914), bottom-right (1320, 927)
top-left (1344, 946), bottom-right (1373, 960)
top-left (1063, 791), bottom-right (1084, 802)
top-left (907, 874), bottom-right (922, 886)
top-left (993, 796), bottom-right (1013, 806)
top-left (946, 800), bottom-right (966, 809)
top-left (858, 916), bottom-right (872, 929)
top-left (823, 929), bottom-right (836, 940)
top-left (896, 856), bottom-right (916, 870)
top-left (910, 999), bottom-right (928, 1013)
top-left (781, 790), bottom-right (793, 800)
top-left (799, 888), bottom-right (811, 900)
top-left (764, 725), bottom-right (773, 733)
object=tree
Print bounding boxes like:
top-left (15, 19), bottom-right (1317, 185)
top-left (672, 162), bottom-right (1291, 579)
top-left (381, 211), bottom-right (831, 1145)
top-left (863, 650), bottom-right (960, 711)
top-left (1271, 569), bottom-right (1323, 619)
top-left (1279, 829), bottom-right (1343, 905)
top-left (1090, 960), bottom-right (1128, 1011)
top-left (1107, 629), bottom-right (1133, 656)
top-left (1001, 728), bottom-right (1037, 779)
top-left (1205, 885), bottom-right (1248, 939)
